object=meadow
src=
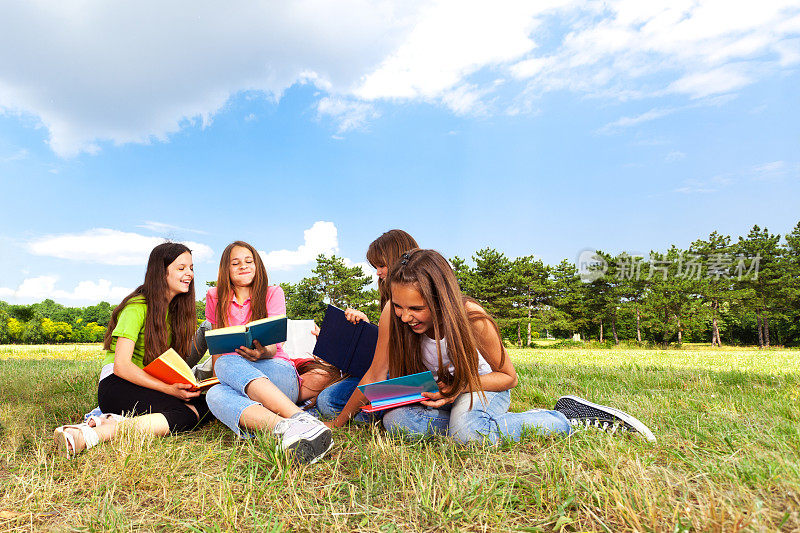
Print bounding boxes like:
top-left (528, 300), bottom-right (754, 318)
top-left (0, 344), bottom-right (798, 532)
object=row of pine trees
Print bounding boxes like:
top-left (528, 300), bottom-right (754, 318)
top-left (2, 222), bottom-right (798, 347)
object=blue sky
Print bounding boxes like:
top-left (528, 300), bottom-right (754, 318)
top-left (0, 1), bottom-right (798, 305)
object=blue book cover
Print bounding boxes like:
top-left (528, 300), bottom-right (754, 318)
top-left (204, 315), bottom-right (287, 356)
top-left (312, 305), bottom-right (378, 378)
top-left (357, 371), bottom-right (438, 412)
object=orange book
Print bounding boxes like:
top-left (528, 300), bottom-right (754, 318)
top-left (143, 348), bottom-right (220, 392)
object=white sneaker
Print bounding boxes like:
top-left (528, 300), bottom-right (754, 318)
top-left (554, 395), bottom-right (656, 442)
top-left (293, 410), bottom-right (325, 427)
top-left (272, 417), bottom-right (333, 464)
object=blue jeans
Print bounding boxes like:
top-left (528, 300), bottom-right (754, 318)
top-left (206, 355), bottom-right (299, 436)
top-left (313, 375), bottom-right (382, 424)
top-left (315, 376), bottom-right (360, 418)
top-left (382, 390), bottom-right (572, 444)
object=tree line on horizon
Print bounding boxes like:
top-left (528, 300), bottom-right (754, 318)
top-left (452, 222), bottom-right (800, 348)
top-left (1, 222), bottom-right (798, 348)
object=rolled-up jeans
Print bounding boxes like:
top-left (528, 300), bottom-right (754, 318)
top-left (206, 354), bottom-right (299, 437)
top-left (382, 389), bottom-right (572, 444)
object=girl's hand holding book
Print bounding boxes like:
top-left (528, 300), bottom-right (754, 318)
top-left (166, 382), bottom-right (201, 401)
top-left (420, 382), bottom-right (459, 408)
top-left (235, 340), bottom-right (276, 361)
top-left (344, 308), bottom-right (369, 324)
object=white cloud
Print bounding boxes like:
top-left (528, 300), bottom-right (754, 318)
top-left (355, 0), bottom-right (549, 101)
top-left (317, 97), bottom-right (380, 133)
top-left (665, 150), bottom-right (686, 162)
top-left (598, 107), bottom-right (676, 134)
top-left (137, 221), bottom-right (208, 235)
top-left (0, 287), bottom-right (15, 298)
top-left (674, 180), bottom-right (716, 194)
top-left (0, 276), bottom-right (132, 303)
top-left (12, 276), bottom-right (58, 300)
top-left (441, 83), bottom-right (495, 116)
top-left (0, 1), bottom-right (418, 156)
top-left (674, 174), bottom-right (734, 194)
top-left (259, 221), bottom-right (339, 271)
top-left (343, 258), bottom-right (379, 286)
top-left (0, 1), bottom-right (798, 155)
top-left (511, 1), bottom-right (800, 101)
top-left (711, 175), bottom-right (734, 186)
top-left (27, 228), bottom-right (214, 265)
top-left (55, 279), bottom-right (133, 302)
top-left (0, 148), bottom-right (28, 163)
top-left (752, 160), bottom-right (788, 180)
top-left (666, 66), bottom-right (751, 98)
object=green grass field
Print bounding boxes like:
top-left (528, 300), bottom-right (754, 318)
top-left (1, 344), bottom-right (798, 531)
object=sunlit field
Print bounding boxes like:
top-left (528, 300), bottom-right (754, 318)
top-left (1, 344), bottom-right (798, 531)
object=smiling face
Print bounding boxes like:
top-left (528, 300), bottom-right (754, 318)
top-left (165, 251), bottom-right (194, 299)
top-left (391, 282), bottom-right (435, 337)
top-left (228, 245), bottom-right (256, 288)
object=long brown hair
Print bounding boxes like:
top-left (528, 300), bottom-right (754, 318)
top-left (103, 242), bottom-right (196, 365)
top-left (214, 241), bottom-right (269, 328)
top-left (366, 229), bottom-right (419, 308)
top-left (386, 249), bottom-right (506, 402)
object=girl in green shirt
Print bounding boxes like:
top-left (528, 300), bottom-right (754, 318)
top-left (54, 242), bottom-right (210, 456)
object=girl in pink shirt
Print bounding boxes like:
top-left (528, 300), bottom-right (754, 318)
top-left (205, 284), bottom-right (290, 361)
top-left (203, 241), bottom-right (335, 464)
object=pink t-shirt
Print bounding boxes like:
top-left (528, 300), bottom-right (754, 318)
top-left (205, 285), bottom-right (289, 359)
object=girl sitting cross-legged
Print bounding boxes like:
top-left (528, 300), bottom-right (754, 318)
top-left (329, 249), bottom-right (655, 444)
top-left (202, 241), bottom-right (334, 464)
top-left (54, 242), bottom-right (213, 456)
top-left (314, 229), bottom-right (419, 419)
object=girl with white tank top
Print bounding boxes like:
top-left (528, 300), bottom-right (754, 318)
top-left (331, 248), bottom-right (657, 444)
top-left (330, 248), bottom-right (574, 444)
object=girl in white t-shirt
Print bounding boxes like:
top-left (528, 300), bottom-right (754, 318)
top-left (330, 249), bottom-right (655, 444)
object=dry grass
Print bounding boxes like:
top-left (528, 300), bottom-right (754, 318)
top-left (1, 344), bottom-right (798, 531)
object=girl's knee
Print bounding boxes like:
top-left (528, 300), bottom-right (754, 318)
top-left (205, 384), bottom-right (224, 409)
top-left (213, 354), bottom-right (238, 380)
top-left (382, 409), bottom-right (421, 438)
top-left (449, 411), bottom-right (494, 445)
top-left (315, 389), bottom-right (336, 419)
top-left (163, 407), bottom-right (200, 434)
top-left (382, 406), bottom-right (448, 440)
top-left (381, 409), bottom-right (404, 434)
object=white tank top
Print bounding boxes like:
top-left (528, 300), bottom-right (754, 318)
top-left (420, 334), bottom-right (492, 381)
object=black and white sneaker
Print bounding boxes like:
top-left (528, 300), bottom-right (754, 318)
top-left (554, 395), bottom-right (656, 442)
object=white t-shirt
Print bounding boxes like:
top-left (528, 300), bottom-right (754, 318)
top-left (420, 334), bottom-right (492, 381)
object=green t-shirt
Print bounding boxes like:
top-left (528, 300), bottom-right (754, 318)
top-left (102, 296), bottom-right (170, 368)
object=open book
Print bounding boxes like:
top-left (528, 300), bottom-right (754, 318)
top-left (358, 371), bottom-right (438, 413)
top-left (312, 305), bottom-right (378, 378)
top-left (143, 348), bottom-right (220, 391)
top-left (204, 314), bottom-right (288, 356)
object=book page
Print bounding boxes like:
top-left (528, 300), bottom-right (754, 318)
top-left (158, 348), bottom-right (197, 384)
top-left (205, 324), bottom-right (247, 336)
top-left (247, 314), bottom-right (286, 327)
